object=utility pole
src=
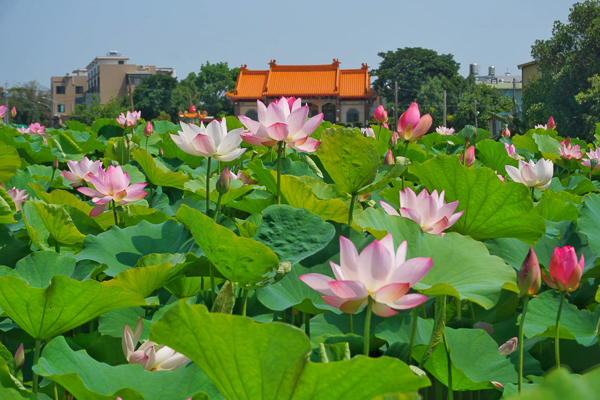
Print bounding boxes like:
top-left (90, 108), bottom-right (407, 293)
top-left (443, 90), bottom-right (447, 127)
top-left (128, 76), bottom-right (134, 110)
top-left (394, 81), bottom-right (398, 128)
top-left (4, 81), bottom-right (8, 125)
top-left (512, 78), bottom-right (517, 115)
top-left (474, 99), bottom-right (478, 128)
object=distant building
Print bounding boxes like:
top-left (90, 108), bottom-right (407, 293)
top-left (470, 64), bottom-right (523, 110)
top-left (517, 61), bottom-right (539, 88)
top-left (226, 59), bottom-right (378, 125)
top-left (50, 69), bottom-right (88, 118)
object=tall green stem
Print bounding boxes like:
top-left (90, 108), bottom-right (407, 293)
top-left (32, 339), bottom-right (41, 394)
top-left (47, 169), bottom-right (56, 193)
top-left (555, 292), bottom-right (566, 369)
top-left (455, 297), bottom-right (461, 321)
top-left (518, 296), bottom-right (530, 392)
top-left (403, 141), bottom-right (409, 157)
top-left (276, 141), bottom-right (283, 204)
top-left (348, 314), bottom-right (353, 333)
top-left (363, 297), bottom-right (373, 356)
top-left (442, 330), bottom-right (452, 400)
top-left (145, 136), bottom-right (149, 152)
top-left (348, 193), bottom-right (357, 226)
top-left (215, 192), bottom-right (223, 219)
top-left (377, 124), bottom-right (382, 142)
top-left (206, 157), bottom-right (212, 213)
top-left (111, 200), bottom-right (118, 227)
top-left (209, 263), bottom-right (216, 304)
top-left (241, 289), bottom-right (248, 317)
top-left (407, 307), bottom-right (419, 364)
top-left (304, 312), bottom-right (311, 338)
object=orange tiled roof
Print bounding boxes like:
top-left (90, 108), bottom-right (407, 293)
top-left (227, 59), bottom-right (376, 100)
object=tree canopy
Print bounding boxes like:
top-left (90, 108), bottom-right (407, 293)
top-left (132, 73), bottom-right (179, 120)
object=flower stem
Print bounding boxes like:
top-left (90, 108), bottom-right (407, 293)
top-left (55, 242), bottom-right (60, 253)
top-left (145, 136), bottom-right (149, 152)
top-left (214, 192), bottom-right (223, 220)
top-left (377, 124), bottom-right (382, 142)
top-left (442, 329), bottom-right (452, 400)
top-left (518, 296), bottom-right (530, 392)
top-left (348, 313), bottom-right (353, 333)
top-left (209, 263), bottom-right (216, 304)
top-left (363, 297), bottom-right (373, 356)
top-left (304, 312), bottom-right (311, 338)
top-left (47, 168), bottom-right (56, 193)
top-left (348, 193), bottom-right (357, 226)
top-left (403, 141), bottom-right (409, 157)
top-left (111, 200), bottom-right (118, 226)
top-left (206, 157), bottom-right (212, 214)
top-left (241, 288), bottom-right (248, 317)
top-left (407, 307), bottom-right (419, 364)
top-left (276, 141), bottom-right (283, 204)
top-left (555, 292), bottom-right (566, 369)
top-left (32, 339), bottom-right (41, 394)
top-left (455, 297), bottom-right (461, 321)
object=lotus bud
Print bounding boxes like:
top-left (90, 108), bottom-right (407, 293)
top-left (498, 337), bottom-right (518, 355)
top-left (158, 147), bottom-right (164, 157)
top-left (382, 123), bottom-right (389, 129)
top-left (373, 105), bottom-right (388, 123)
top-left (216, 167), bottom-right (234, 194)
top-left (492, 382), bottom-right (504, 388)
top-left (53, 158), bottom-right (59, 171)
top-left (384, 149), bottom-right (395, 165)
top-left (460, 145), bottom-right (475, 167)
top-left (389, 132), bottom-right (399, 148)
top-left (473, 322), bottom-right (494, 335)
top-left (143, 121), bottom-right (153, 137)
top-left (358, 192), bottom-right (371, 202)
top-left (547, 116), bottom-right (556, 130)
top-left (543, 246), bottom-right (584, 293)
top-left (518, 248), bottom-right (541, 297)
top-left (10, 107), bottom-right (16, 118)
top-left (13, 344), bottom-right (24, 373)
top-left (502, 127), bottom-right (510, 138)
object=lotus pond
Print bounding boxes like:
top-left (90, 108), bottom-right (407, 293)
top-left (0, 101), bottom-right (599, 400)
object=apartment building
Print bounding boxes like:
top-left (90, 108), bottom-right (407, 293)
top-left (50, 69), bottom-right (87, 118)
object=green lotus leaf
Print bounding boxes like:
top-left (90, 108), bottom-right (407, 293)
top-left (132, 148), bottom-right (190, 189)
top-left (0, 186), bottom-right (16, 224)
top-left (475, 139), bottom-right (518, 173)
top-left (505, 367), bottom-right (600, 400)
top-left (578, 193), bottom-right (600, 257)
top-left (21, 201), bottom-right (86, 249)
top-left (0, 142), bottom-right (20, 185)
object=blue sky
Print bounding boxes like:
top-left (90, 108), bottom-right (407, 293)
top-left (0, 0), bottom-right (571, 87)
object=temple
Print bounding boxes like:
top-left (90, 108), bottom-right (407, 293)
top-left (226, 59), bottom-right (378, 126)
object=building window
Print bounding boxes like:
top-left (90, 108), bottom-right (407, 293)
top-left (346, 108), bottom-right (359, 123)
top-left (76, 86), bottom-right (84, 94)
top-left (75, 97), bottom-right (85, 105)
top-left (305, 103), bottom-right (319, 117)
top-left (56, 86), bottom-right (66, 94)
top-left (57, 104), bottom-right (65, 113)
top-left (244, 109), bottom-right (258, 120)
top-left (118, 60), bottom-right (124, 65)
top-left (322, 103), bottom-right (336, 123)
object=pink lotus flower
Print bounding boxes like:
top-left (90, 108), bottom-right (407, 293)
top-left (547, 116), bottom-right (556, 130)
top-left (543, 246), bottom-right (584, 293)
top-left (77, 165), bottom-right (147, 217)
top-left (28, 122), bottom-right (46, 135)
top-left (236, 170), bottom-right (258, 185)
top-left (373, 105), bottom-right (388, 123)
top-left (505, 159), bottom-right (553, 191)
top-left (502, 127), bottom-right (511, 138)
top-left (10, 107), bottom-right (16, 118)
top-left (361, 127), bottom-right (375, 138)
top-left (170, 120), bottom-right (246, 161)
top-left (16, 126), bottom-right (28, 134)
top-left (397, 103), bottom-right (432, 142)
top-left (435, 126), bottom-right (455, 136)
top-left (380, 187), bottom-right (464, 236)
top-left (495, 171), bottom-right (506, 182)
top-left (558, 137), bottom-right (582, 160)
top-left (143, 121), bottom-right (153, 137)
top-left (2, 185), bottom-right (29, 211)
top-left (504, 143), bottom-right (518, 159)
top-left (460, 145), bottom-right (475, 167)
top-left (581, 148), bottom-right (600, 170)
top-left (116, 110), bottom-right (141, 127)
top-left (238, 97), bottom-right (323, 152)
top-left (498, 337), bottom-right (518, 355)
top-left (299, 234), bottom-right (432, 317)
top-left (519, 248), bottom-right (541, 297)
top-left (122, 319), bottom-right (191, 371)
top-left (382, 123), bottom-right (389, 129)
top-left (60, 157), bottom-right (103, 187)
top-left (0, 106), bottom-right (5, 119)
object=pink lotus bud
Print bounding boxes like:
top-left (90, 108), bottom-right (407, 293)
top-left (502, 127), bottom-right (511, 138)
top-left (373, 105), bottom-right (388, 123)
top-left (382, 123), bottom-right (389, 129)
top-left (397, 102), bottom-right (432, 142)
top-left (13, 344), bottom-right (24, 373)
top-left (216, 167), bottom-right (235, 194)
top-left (518, 248), bottom-right (541, 296)
top-left (547, 116), bottom-right (556, 130)
top-left (543, 246), bottom-right (584, 293)
top-left (383, 149), bottom-right (395, 165)
top-left (494, 171), bottom-right (506, 182)
top-left (498, 337), bottom-right (518, 355)
top-left (53, 158), bottom-right (59, 171)
top-left (143, 121), bottom-right (153, 137)
top-left (358, 192), bottom-right (371, 202)
top-left (389, 132), bottom-right (399, 148)
top-left (492, 382), bottom-right (504, 388)
top-left (473, 322), bottom-right (494, 335)
top-left (460, 145), bottom-right (475, 167)
top-left (10, 107), bottom-right (16, 118)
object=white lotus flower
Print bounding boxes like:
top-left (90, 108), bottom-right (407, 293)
top-left (505, 159), bottom-right (553, 191)
top-left (170, 120), bottom-right (246, 162)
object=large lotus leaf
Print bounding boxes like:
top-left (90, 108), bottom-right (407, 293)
top-left (578, 194), bottom-right (600, 257)
top-left (356, 208), bottom-right (517, 308)
top-left (523, 291), bottom-right (600, 346)
top-left (0, 186), bottom-right (16, 224)
top-left (74, 220), bottom-right (195, 276)
top-left (150, 301), bottom-right (430, 400)
top-left (535, 197), bottom-right (579, 222)
top-left (105, 263), bottom-right (187, 297)
top-left (411, 328), bottom-right (518, 390)
top-left (254, 205), bottom-right (335, 265)
top-left (357, 162), bottom-right (409, 196)
top-left (485, 238), bottom-right (530, 270)
top-left (177, 204), bottom-right (279, 287)
top-left (533, 133), bottom-right (561, 161)
top-left (132, 148), bottom-right (190, 189)
top-left (412, 155), bottom-right (545, 245)
top-left (0, 142), bottom-right (20, 185)
top-left (317, 127), bottom-right (381, 195)
top-left (15, 251), bottom-right (77, 288)
top-left (475, 139), bottom-right (518, 173)
top-left (184, 176), bottom-right (253, 206)
top-left (0, 128), bottom-right (55, 164)
top-left (21, 201), bottom-right (86, 249)
top-left (256, 262), bottom-right (339, 314)
top-left (505, 368), bottom-right (600, 400)
top-left (35, 336), bottom-right (217, 400)
top-left (47, 132), bottom-right (85, 161)
top-left (0, 356), bottom-right (35, 399)
top-left (0, 275), bottom-right (146, 340)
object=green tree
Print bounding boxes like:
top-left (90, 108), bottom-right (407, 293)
top-left (371, 47), bottom-right (464, 120)
top-left (523, 0), bottom-right (600, 139)
top-left (132, 73), bottom-right (179, 120)
top-left (189, 62), bottom-right (240, 117)
top-left (2, 81), bottom-right (51, 126)
top-left (453, 84), bottom-right (514, 130)
top-left (415, 76), bottom-right (445, 128)
top-left (71, 95), bottom-right (128, 125)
